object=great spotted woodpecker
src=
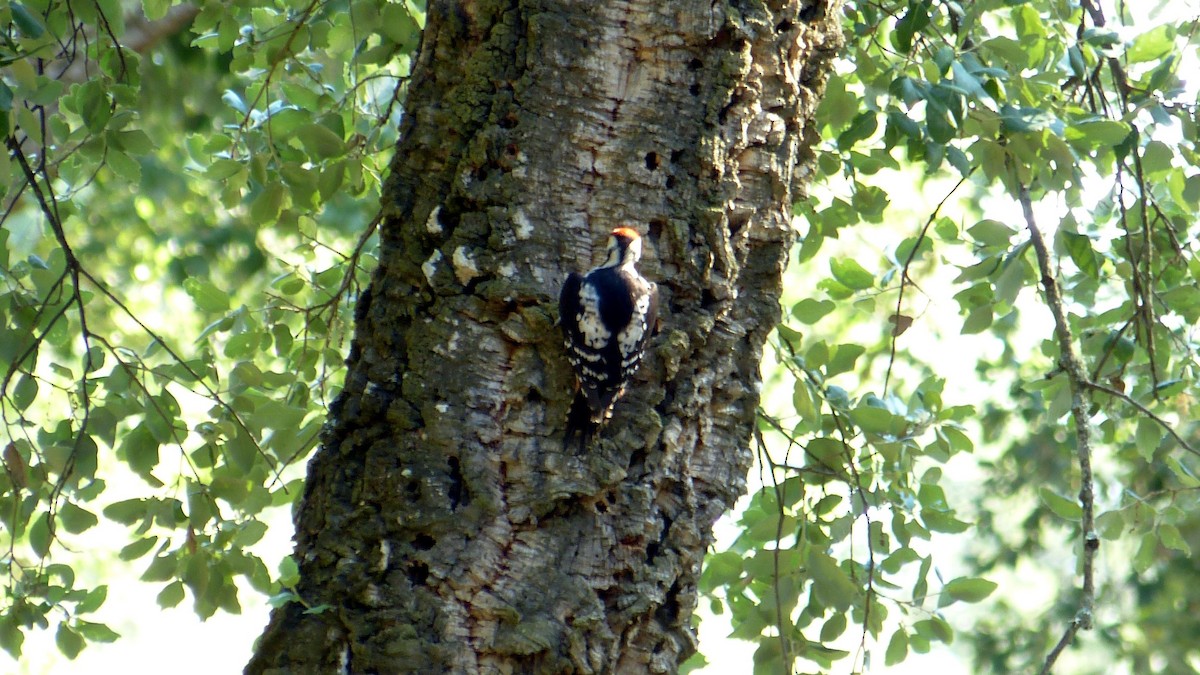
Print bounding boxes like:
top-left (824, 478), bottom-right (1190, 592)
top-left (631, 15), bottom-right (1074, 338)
top-left (559, 227), bottom-right (659, 446)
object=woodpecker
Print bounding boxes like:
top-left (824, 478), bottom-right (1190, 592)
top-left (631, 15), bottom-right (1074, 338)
top-left (559, 227), bottom-right (659, 447)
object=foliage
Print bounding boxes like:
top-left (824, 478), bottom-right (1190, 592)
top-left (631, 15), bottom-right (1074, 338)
top-left (3, 0), bottom-right (1199, 672)
top-left (0, 0), bottom-right (422, 660)
top-left (694, 0), bottom-right (1200, 673)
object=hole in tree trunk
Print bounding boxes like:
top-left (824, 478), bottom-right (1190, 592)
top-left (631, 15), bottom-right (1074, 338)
top-left (448, 456), bottom-right (468, 509)
top-left (655, 579), bottom-right (682, 625)
top-left (407, 561), bottom-right (430, 585)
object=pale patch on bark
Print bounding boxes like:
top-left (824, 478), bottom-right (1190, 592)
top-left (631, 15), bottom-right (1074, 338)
top-left (453, 245), bottom-right (482, 284)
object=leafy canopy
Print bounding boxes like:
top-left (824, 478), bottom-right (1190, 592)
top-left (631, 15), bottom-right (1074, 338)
top-left (692, 0), bottom-right (1200, 674)
top-left (0, 0), bottom-right (422, 660)
top-left (2, 0), bottom-right (1199, 673)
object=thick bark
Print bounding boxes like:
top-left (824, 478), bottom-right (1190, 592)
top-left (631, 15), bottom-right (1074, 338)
top-left (247, 0), bottom-right (840, 673)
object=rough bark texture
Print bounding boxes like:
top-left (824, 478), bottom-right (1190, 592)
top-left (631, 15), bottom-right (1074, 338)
top-left (247, 0), bottom-right (841, 672)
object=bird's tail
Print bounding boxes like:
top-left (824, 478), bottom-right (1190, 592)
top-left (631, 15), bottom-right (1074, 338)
top-left (564, 390), bottom-right (600, 451)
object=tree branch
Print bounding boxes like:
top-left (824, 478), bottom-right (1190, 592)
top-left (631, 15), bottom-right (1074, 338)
top-left (51, 5), bottom-right (201, 84)
top-left (883, 172), bottom-right (970, 394)
top-left (1084, 380), bottom-right (1200, 458)
top-left (1020, 185), bottom-right (1097, 675)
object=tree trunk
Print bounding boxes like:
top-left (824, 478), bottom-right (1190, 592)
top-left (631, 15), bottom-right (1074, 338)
top-left (247, 0), bottom-right (841, 672)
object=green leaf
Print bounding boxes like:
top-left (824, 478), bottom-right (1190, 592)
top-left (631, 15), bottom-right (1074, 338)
top-left (119, 424), bottom-right (161, 477)
top-left (103, 499), bottom-right (147, 525)
top-left (183, 278), bottom-right (231, 313)
top-left (119, 537), bottom-right (158, 561)
top-left (56, 624), bottom-right (84, 660)
top-left (142, 554), bottom-right (178, 583)
top-left (950, 61), bottom-right (989, 103)
top-left (968, 219), bottom-right (1016, 247)
top-left (1164, 456), bottom-right (1200, 488)
top-left (853, 405), bottom-right (895, 435)
top-left (913, 616), bottom-right (954, 644)
top-left (702, 550), bottom-right (743, 588)
top-left (1038, 486), bottom-right (1082, 521)
top-left (1096, 510), bottom-right (1125, 540)
top-left (792, 298), bottom-right (835, 324)
top-left (961, 306), bottom-right (992, 334)
top-left (29, 511), bottom-right (51, 557)
top-left (225, 331), bottom-right (264, 360)
top-left (205, 158), bottom-right (244, 181)
top-left (939, 426), bottom-right (974, 454)
top-left (77, 585), bottom-right (108, 614)
top-left (1060, 232), bottom-right (1099, 279)
top-left (829, 258), bottom-right (874, 290)
top-left (819, 612), bottom-right (847, 642)
top-left (1066, 120), bottom-right (1131, 147)
top-left (999, 105), bottom-right (1060, 134)
top-left (108, 150), bottom-right (142, 183)
top-left (11, 3), bottom-right (45, 37)
top-left (142, 0), bottom-right (169, 20)
top-left (1082, 28), bottom-right (1120, 48)
top-left (942, 577), bottom-right (997, 603)
top-left (268, 590), bottom-right (299, 609)
top-left (826, 343), bottom-right (864, 377)
top-left (296, 123), bottom-right (345, 158)
top-left (235, 519), bottom-right (269, 546)
top-left (278, 555), bottom-right (300, 588)
top-left (12, 374), bottom-right (37, 410)
top-left (1134, 417), bottom-right (1162, 460)
top-left (0, 613), bottom-right (24, 658)
top-left (59, 501), bottom-right (99, 534)
top-left (157, 581), bottom-right (185, 609)
top-left (1126, 24), bottom-right (1175, 63)
top-left (75, 621), bottom-right (119, 643)
top-left (837, 111), bottom-right (879, 150)
top-left (1134, 531), bottom-right (1157, 573)
top-left (792, 379), bottom-right (816, 424)
top-left (226, 429), bottom-right (259, 473)
top-left (808, 551), bottom-right (857, 610)
top-left (1158, 523), bottom-right (1191, 555)
top-left (77, 81), bottom-right (112, 133)
top-left (251, 183), bottom-right (285, 223)
top-left (922, 509), bottom-right (971, 534)
top-left (885, 629), bottom-right (909, 666)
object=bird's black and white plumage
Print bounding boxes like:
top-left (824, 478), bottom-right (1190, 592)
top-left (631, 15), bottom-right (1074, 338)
top-left (560, 227), bottom-right (659, 446)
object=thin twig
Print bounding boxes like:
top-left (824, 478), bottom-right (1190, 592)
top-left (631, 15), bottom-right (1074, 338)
top-left (1041, 622), bottom-right (1082, 675)
top-left (752, 425), bottom-right (793, 674)
top-left (1084, 380), bottom-right (1199, 458)
top-left (1020, 185), bottom-right (1097, 675)
top-left (883, 172), bottom-right (970, 394)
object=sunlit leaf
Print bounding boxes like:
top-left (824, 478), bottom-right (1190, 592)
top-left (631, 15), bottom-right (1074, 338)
top-left (1039, 487), bottom-right (1082, 521)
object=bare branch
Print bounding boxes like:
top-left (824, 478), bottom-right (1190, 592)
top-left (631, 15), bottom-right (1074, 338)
top-left (51, 5), bottom-right (202, 84)
top-left (1021, 185), bottom-right (1097, 675)
top-left (884, 172), bottom-right (970, 394)
top-left (1084, 380), bottom-right (1200, 458)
